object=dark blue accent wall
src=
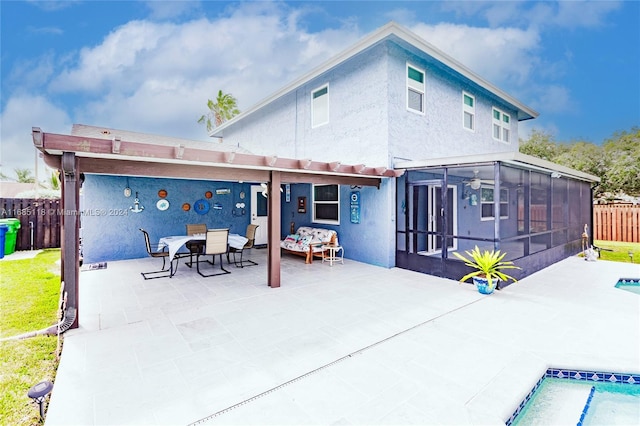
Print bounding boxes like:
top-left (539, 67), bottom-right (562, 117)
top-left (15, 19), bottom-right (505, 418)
top-left (280, 181), bottom-right (393, 267)
top-left (80, 175), bottom-right (251, 263)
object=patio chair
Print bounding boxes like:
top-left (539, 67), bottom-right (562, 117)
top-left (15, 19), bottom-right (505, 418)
top-left (185, 223), bottom-right (207, 268)
top-left (196, 228), bottom-right (231, 277)
top-left (227, 224), bottom-right (259, 268)
top-left (139, 228), bottom-right (177, 279)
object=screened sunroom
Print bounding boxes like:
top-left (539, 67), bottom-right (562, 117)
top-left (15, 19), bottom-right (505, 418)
top-left (394, 152), bottom-right (599, 282)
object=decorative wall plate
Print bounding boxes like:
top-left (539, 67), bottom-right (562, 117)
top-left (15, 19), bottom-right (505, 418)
top-left (239, 191), bottom-right (245, 199)
top-left (156, 199), bottom-right (170, 211)
top-left (193, 199), bottom-right (210, 215)
top-left (182, 203), bottom-right (191, 211)
top-left (158, 189), bottom-right (168, 198)
top-left (205, 191), bottom-right (213, 199)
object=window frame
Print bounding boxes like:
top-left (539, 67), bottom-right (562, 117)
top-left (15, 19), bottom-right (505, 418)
top-left (311, 84), bottom-right (329, 128)
top-left (480, 186), bottom-right (509, 220)
top-left (462, 91), bottom-right (475, 131)
top-left (312, 184), bottom-right (340, 225)
top-left (492, 107), bottom-right (511, 143)
top-left (406, 63), bottom-right (425, 115)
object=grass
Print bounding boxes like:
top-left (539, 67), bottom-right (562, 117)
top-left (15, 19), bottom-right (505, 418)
top-left (593, 240), bottom-right (640, 264)
top-left (0, 249), bottom-right (61, 425)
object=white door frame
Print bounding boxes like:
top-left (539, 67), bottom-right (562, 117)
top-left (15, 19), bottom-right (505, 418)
top-left (250, 185), bottom-right (268, 246)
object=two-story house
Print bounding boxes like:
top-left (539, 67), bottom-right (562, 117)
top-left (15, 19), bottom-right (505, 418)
top-left (210, 21), bottom-right (598, 280)
top-left (32, 22), bottom-right (598, 322)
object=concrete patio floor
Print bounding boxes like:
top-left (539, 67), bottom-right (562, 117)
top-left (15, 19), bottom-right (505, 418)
top-left (45, 250), bottom-right (639, 425)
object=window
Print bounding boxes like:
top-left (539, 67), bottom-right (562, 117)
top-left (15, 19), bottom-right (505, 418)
top-left (406, 64), bottom-right (425, 113)
top-left (313, 184), bottom-right (339, 224)
top-left (480, 186), bottom-right (508, 220)
top-left (492, 107), bottom-right (511, 142)
top-left (312, 85), bottom-right (329, 128)
top-left (463, 92), bottom-right (475, 131)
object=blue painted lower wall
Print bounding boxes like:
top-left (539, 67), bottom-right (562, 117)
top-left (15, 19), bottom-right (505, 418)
top-left (81, 175), bottom-right (396, 268)
top-left (281, 180), bottom-right (394, 268)
top-left (80, 175), bottom-right (251, 263)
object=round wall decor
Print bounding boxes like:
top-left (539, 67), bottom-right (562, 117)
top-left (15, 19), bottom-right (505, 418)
top-left (205, 191), bottom-right (213, 199)
top-left (158, 189), bottom-right (168, 198)
top-left (193, 199), bottom-right (210, 215)
top-left (156, 199), bottom-right (170, 211)
top-left (182, 203), bottom-right (191, 211)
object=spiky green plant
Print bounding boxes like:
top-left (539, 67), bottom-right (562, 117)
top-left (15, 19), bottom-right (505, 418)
top-left (453, 246), bottom-right (521, 288)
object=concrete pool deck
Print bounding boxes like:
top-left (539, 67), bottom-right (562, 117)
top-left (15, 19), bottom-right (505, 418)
top-left (44, 252), bottom-right (639, 425)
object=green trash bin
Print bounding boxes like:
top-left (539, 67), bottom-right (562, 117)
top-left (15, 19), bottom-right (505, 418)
top-left (0, 218), bottom-right (21, 255)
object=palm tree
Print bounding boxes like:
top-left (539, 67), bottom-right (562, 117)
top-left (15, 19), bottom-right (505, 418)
top-left (198, 90), bottom-right (240, 132)
top-left (14, 168), bottom-right (35, 183)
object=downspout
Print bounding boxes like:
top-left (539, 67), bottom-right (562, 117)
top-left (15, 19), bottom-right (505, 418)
top-left (494, 162), bottom-right (501, 250)
top-left (441, 168), bottom-right (448, 259)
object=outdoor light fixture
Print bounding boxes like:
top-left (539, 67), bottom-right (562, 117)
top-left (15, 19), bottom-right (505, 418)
top-left (28, 380), bottom-right (53, 420)
top-left (124, 177), bottom-right (132, 197)
top-left (551, 171), bottom-right (562, 178)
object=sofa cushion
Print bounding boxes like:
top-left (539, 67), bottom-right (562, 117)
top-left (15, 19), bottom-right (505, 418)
top-left (280, 227), bottom-right (337, 253)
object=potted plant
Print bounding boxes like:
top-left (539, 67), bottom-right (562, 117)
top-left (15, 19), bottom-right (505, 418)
top-left (453, 246), bottom-right (521, 294)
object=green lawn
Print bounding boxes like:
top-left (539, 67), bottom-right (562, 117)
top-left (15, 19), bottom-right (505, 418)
top-left (593, 240), bottom-right (640, 264)
top-left (0, 249), bottom-right (61, 425)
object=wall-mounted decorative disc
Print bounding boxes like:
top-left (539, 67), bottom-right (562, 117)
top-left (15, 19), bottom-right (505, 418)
top-left (156, 199), bottom-right (170, 211)
top-left (205, 191), bottom-right (213, 199)
top-left (182, 203), bottom-right (191, 211)
top-left (158, 189), bottom-right (168, 198)
top-left (193, 199), bottom-right (210, 215)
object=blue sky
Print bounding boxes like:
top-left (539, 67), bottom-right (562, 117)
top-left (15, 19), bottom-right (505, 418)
top-left (1, 0), bottom-right (639, 176)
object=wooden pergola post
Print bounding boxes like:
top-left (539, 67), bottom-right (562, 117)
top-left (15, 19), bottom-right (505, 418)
top-left (267, 171), bottom-right (282, 288)
top-left (61, 152), bottom-right (80, 328)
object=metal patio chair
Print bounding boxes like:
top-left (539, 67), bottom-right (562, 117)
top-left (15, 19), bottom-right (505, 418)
top-left (139, 228), bottom-right (177, 279)
top-left (196, 228), bottom-right (231, 277)
top-left (227, 224), bottom-right (259, 268)
top-left (185, 223), bottom-right (207, 267)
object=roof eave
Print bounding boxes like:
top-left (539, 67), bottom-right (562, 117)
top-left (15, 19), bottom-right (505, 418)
top-left (394, 151), bottom-right (600, 183)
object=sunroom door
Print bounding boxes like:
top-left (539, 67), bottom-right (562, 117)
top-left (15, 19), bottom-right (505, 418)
top-left (426, 184), bottom-right (457, 253)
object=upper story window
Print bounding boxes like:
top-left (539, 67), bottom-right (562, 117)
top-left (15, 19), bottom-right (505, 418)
top-left (492, 107), bottom-right (511, 143)
top-left (313, 184), bottom-right (339, 224)
top-left (312, 85), bottom-right (329, 128)
top-left (463, 92), bottom-right (475, 131)
top-left (406, 64), bottom-right (425, 114)
top-left (481, 186), bottom-right (509, 220)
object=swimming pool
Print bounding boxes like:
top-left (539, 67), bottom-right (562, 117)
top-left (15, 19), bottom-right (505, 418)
top-left (508, 369), bottom-right (640, 425)
top-left (615, 278), bottom-right (640, 295)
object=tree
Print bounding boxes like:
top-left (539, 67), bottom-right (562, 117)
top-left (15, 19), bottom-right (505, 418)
top-left (519, 126), bottom-right (640, 199)
top-left (48, 170), bottom-right (60, 190)
top-left (602, 127), bottom-right (640, 197)
top-left (14, 168), bottom-right (35, 183)
top-left (197, 90), bottom-right (240, 132)
top-left (519, 129), bottom-right (568, 161)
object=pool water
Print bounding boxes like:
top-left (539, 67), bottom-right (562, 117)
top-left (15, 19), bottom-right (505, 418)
top-left (513, 378), bottom-right (640, 425)
top-left (615, 278), bottom-right (640, 295)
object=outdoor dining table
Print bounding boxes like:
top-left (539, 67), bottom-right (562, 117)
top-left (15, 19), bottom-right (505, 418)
top-left (158, 233), bottom-right (248, 262)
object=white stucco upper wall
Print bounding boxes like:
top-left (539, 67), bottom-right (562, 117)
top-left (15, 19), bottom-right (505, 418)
top-left (221, 43), bottom-right (391, 166)
top-left (217, 22), bottom-right (538, 167)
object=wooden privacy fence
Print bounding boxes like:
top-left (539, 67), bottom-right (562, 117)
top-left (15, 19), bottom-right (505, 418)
top-left (594, 205), bottom-right (640, 243)
top-left (0, 198), bottom-right (61, 250)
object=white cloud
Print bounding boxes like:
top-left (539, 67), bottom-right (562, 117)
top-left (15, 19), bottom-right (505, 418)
top-left (3, 1), bottom-right (590, 171)
top-left (0, 95), bottom-right (71, 174)
top-left (410, 23), bottom-right (541, 87)
top-left (43, 3), bottom-right (361, 142)
top-left (442, 0), bottom-right (621, 29)
top-left (143, 0), bottom-right (202, 21)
